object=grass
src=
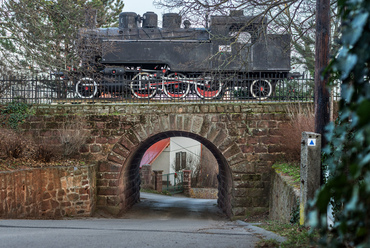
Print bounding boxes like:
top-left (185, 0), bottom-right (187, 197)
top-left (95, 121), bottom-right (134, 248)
top-left (272, 162), bottom-right (300, 186)
top-left (256, 221), bottom-right (319, 248)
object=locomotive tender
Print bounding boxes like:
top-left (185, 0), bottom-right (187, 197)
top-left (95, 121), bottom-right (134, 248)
top-left (76, 10), bottom-right (291, 99)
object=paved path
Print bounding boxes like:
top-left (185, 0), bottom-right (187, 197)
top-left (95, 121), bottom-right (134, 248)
top-left (0, 193), bottom-right (284, 248)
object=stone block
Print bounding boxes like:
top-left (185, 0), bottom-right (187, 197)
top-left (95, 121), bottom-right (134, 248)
top-left (107, 153), bottom-right (126, 165)
top-left (223, 144), bottom-right (241, 159)
top-left (41, 200), bottom-right (51, 211)
top-left (252, 197), bottom-right (269, 208)
top-left (241, 174), bottom-right (262, 181)
top-left (233, 196), bottom-right (253, 207)
top-left (213, 130), bottom-right (228, 147)
top-left (255, 145), bottom-right (267, 153)
top-left (112, 143), bottom-right (130, 158)
top-left (240, 145), bottom-right (253, 153)
top-left (67, 193), bottom-right (79, 201)
top-left (231, 162), bottom-right (255, 173)
top-left (96, 137), bottom-right (108, 144)
top-left (90, 144), bottom-right (102, 153)
top-left (268, 145), bottom-right (283, 153)
top-left (98, 187), bottom-right (118, 196)
top-left (191, 116), bottom-right (204, 134)
top-left (118, 136), bottom-right (135, 150)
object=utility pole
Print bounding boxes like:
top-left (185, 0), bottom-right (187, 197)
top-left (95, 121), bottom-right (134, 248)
top-left (315, 0), bottom-right (331, 152)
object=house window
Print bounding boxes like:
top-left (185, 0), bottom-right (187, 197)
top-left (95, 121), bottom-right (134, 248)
top-left (175, 152), bottom-right (186, 171)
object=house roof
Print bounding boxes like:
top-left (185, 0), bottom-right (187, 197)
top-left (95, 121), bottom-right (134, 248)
top-left (140, 138), bottom-right (170, 167)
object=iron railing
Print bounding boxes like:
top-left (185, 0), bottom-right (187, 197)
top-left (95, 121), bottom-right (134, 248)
top-left (0, 72), bottom-right (340, 104)
top-left (162, 172), bottom-right (184, 194)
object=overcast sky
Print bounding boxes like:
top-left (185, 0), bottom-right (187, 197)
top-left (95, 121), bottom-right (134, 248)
top-left (123, 0), bottom-right (165, 17)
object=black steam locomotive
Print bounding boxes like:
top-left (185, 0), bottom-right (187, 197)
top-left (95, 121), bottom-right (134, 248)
top-left (74, 10), bottom-right (291, 100)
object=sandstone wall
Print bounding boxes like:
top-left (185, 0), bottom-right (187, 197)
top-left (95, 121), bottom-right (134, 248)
top-left (190, 188), bottom-right (218, 199)
top-left (269, 168), bottom-right (300, 223)
top-left (0, 165), bottom-right (96, 218)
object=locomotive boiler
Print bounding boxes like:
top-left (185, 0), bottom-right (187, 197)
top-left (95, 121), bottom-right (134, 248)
top-left (75, 10), bottom-right (291, 99)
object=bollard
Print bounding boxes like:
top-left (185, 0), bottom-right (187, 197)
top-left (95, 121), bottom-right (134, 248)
top-left (300, 132), bottom-right (321, 226)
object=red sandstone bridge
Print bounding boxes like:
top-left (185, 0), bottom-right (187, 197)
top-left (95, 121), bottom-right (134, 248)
top-left (0, 102), bottom-right (306, 219)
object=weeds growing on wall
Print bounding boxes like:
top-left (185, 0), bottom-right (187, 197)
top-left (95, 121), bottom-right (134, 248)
top-left (0, 101), bottom-right (32, 130)
top-left (0, 128), bottom-right (27, 159)
top-left (34, 139), bottom-right (61, 163)
top-left (59, 116), bottom-right (88, 157)
top-left (272, 163), bottom-right (300, 186)
top-left (281, 103), bottom-right (315, 163)
top-left (0, 128), bottom-right (61, 164)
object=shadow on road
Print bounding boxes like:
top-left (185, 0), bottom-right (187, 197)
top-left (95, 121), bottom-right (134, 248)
top-left (119, 192), bottom-right (226, 220)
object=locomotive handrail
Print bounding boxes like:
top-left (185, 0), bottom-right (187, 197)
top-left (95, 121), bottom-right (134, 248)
top-left (103, 39), bottom-right (211, 43)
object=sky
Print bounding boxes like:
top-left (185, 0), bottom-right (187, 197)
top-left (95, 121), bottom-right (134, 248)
top-left (123, 0), bottom-right (166, 19)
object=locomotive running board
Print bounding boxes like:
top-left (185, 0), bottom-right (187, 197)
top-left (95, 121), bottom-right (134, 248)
top-left (103, 39), bottom-right (211, 43)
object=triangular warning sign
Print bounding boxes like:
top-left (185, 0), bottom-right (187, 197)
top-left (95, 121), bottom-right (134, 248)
top-left (309, 140), bottom-right (315, 146)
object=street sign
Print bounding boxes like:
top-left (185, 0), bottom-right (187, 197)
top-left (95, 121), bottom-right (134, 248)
top-left (308, 138), bottom-right (316, 146)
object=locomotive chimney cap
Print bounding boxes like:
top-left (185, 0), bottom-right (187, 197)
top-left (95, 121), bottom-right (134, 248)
top-left (143, 11), bottom-right (158, 28)
top-left (183, 20), bottom-right (191, 29)
top-left (230, 10), bottom-right (244, 16)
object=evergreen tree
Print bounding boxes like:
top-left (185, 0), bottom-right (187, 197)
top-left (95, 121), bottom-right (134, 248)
top-left (0, 0), bottom-right (124, 74)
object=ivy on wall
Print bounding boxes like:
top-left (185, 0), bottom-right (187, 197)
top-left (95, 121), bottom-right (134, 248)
top-left (309, 0), bottom-right (370, 247)
top-left (1, 101), bottom-right (32, 130)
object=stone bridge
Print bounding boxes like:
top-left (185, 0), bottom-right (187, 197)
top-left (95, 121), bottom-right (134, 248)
top-left (25, 102), bottom-right (296, 219)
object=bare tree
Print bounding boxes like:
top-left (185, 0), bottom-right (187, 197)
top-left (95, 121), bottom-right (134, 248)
top-left (153, 0), bottom-right (340, 74)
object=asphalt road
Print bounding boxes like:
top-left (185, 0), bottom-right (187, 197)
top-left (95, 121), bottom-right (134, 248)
top-left (0, 193), bottom-right (284, 248)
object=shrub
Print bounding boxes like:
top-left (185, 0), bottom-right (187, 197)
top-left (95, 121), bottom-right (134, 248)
top-left (0, 129), bottom-right (23, 158)
top-left (281, 103), bottom-right (315, 163)
top-left (59, 117), bottom-right (88, 157)
top-left (0, 101), bottom-right (32, 130)
top-left (34, 139), bottom-right (61, 163)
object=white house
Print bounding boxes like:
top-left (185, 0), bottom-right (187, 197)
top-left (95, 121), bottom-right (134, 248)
top-left (140, 137), bottom-right (202, 175)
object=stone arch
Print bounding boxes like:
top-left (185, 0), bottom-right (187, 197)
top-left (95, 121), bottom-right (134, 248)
top-left (98, 113), bottom-right (243, 218)
top-left (122, 131), bottom-right (233, 217)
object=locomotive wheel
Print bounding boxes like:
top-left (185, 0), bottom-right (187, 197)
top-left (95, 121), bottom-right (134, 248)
top-left (130, 72), bottom-right (157, 99)
top-left (250, 79), bottom-right (272, 100)
top-left (76, 77), bottom-right (98, 98)
top-left (163, 73), bottom-right (190, 99)
top-left (195, 75), bottom-right (222, 99)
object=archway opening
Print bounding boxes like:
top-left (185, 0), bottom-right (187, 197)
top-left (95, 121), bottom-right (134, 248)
top-left (122, 131), bottom-right (233, 218)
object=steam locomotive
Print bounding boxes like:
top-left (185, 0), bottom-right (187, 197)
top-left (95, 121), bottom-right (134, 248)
top-left (74, 10), bottom-right (291, 99)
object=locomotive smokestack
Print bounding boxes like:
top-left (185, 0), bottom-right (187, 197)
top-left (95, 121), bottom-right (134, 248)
top-left (143, 12), bottom-right (158, 28)
top-left (230, 10), bottom-right (244, 16)
top-left (119, 12), bottom-right (138, 29)
top-left (85, 9), bottom-right (97, 28)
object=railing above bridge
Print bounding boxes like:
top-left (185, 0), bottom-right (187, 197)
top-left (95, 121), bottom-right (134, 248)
top-left (0, 72), bottom-right (340, 104)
